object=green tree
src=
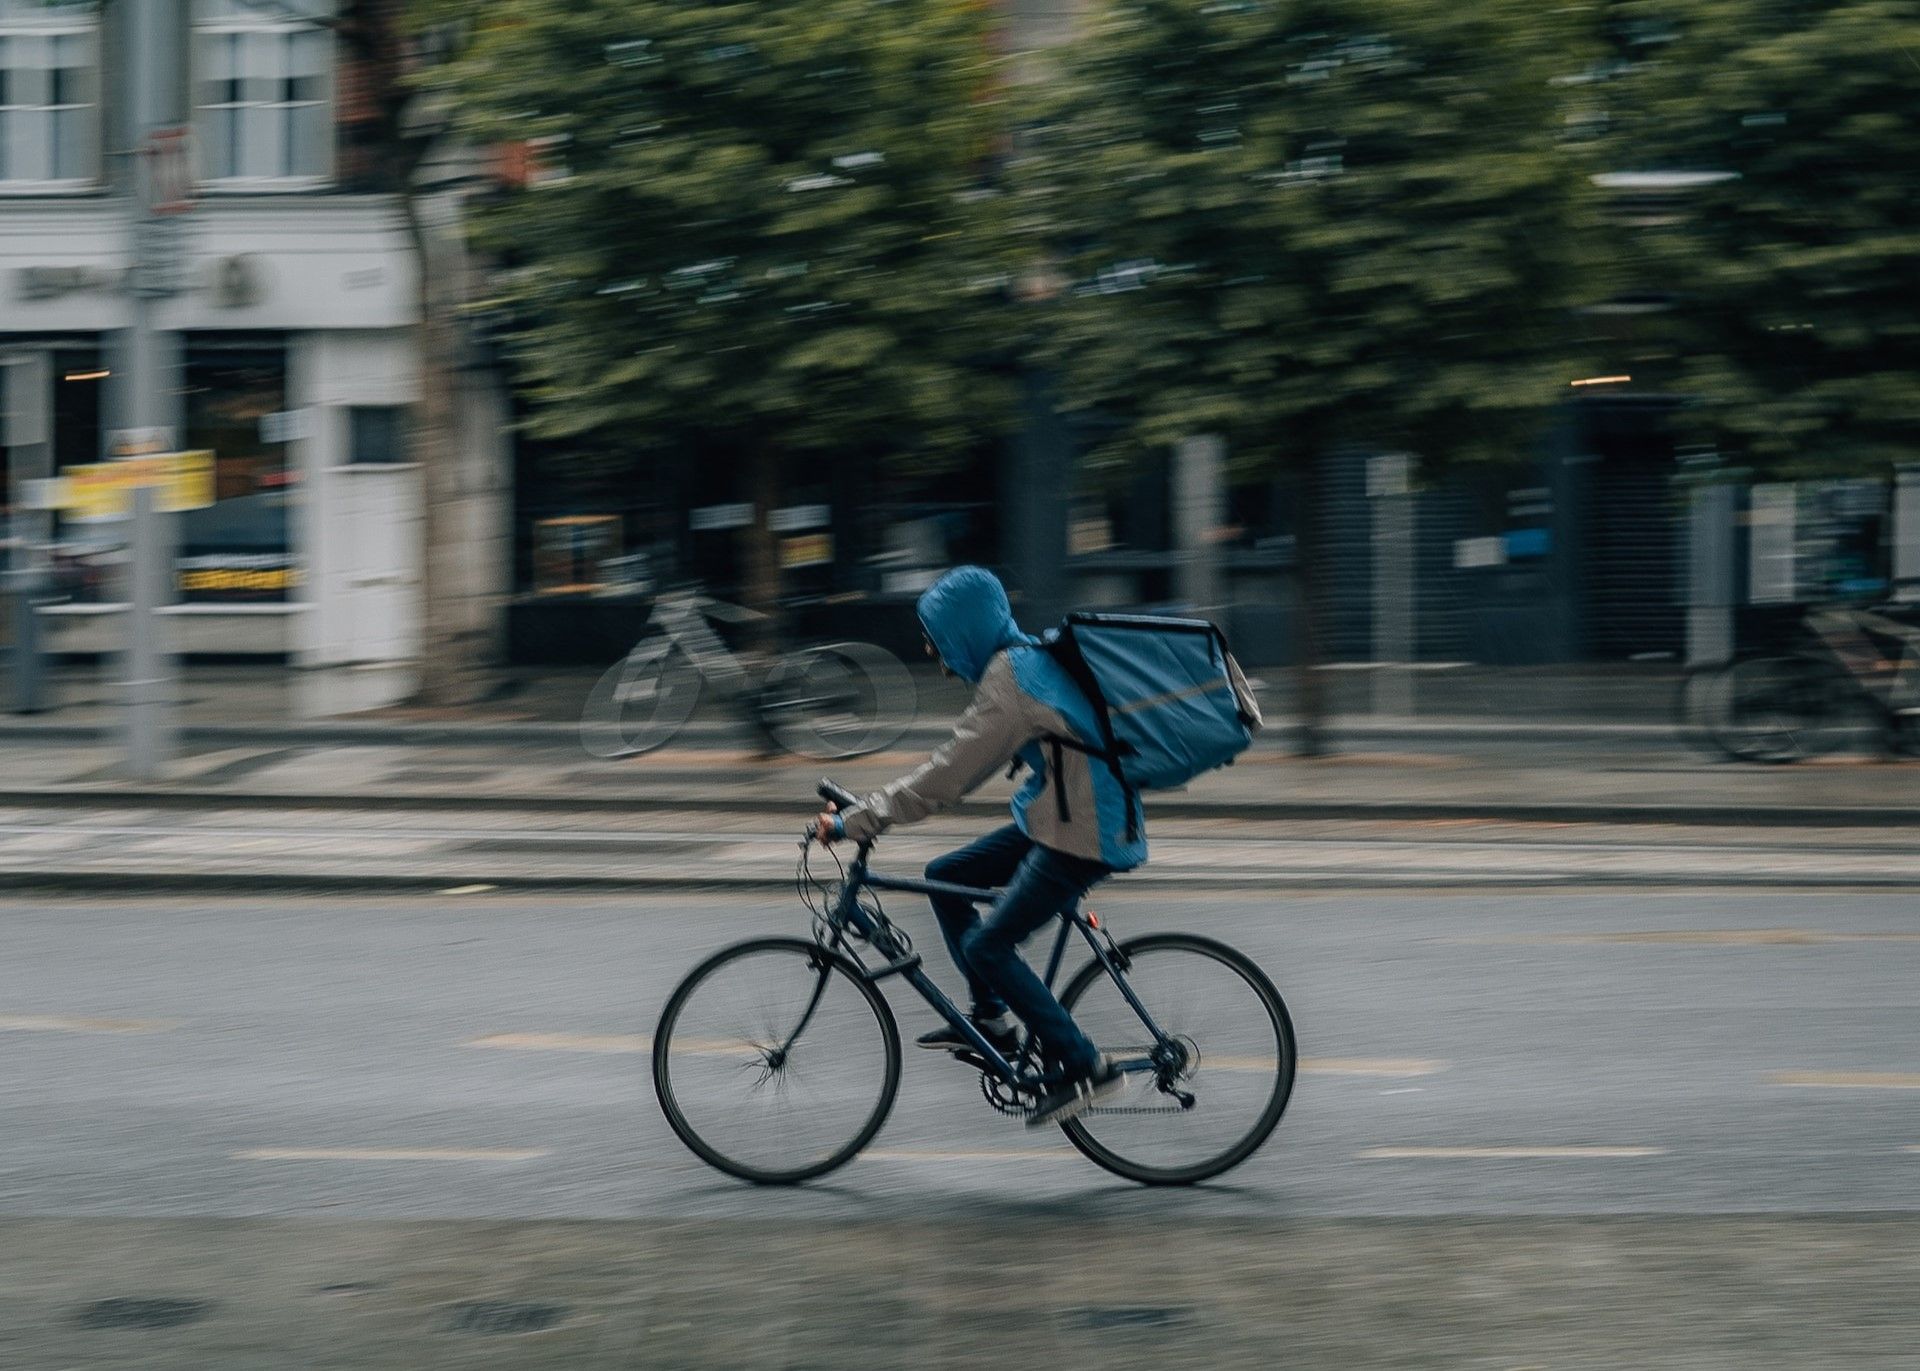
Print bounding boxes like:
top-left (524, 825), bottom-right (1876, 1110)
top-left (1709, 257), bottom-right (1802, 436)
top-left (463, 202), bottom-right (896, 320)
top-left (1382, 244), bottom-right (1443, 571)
top-left (1602, 0), bottom-right (1920, 479)
top-left (1012, 0), bottom-right (1600, 751)
top-left (426, 0), bottom-right (1015, 636)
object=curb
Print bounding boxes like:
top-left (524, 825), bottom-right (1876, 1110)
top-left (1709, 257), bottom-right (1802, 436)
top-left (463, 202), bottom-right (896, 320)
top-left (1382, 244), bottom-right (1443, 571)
top-left (0, 787), bottom-right (1911, 829)
top-left (0, 719), bottom-right (1676, 747)
top-left (5, 869), bottom-right (1920, 896)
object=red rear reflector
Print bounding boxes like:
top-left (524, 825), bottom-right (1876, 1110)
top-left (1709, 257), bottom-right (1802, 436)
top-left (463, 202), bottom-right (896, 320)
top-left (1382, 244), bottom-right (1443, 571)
top-left (1088, 911), bottom-right (1100, 929)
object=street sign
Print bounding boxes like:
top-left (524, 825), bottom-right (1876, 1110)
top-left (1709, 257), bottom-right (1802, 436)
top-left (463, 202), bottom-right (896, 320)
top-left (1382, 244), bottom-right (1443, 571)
top-left (55, 452), bottom-right (216, 523)
top-left (107, 428), bottom-right (176, 459)
top-left (689, 503), bottom-right (754, 532)
top-left (779, 534), bottom-right (834, 569)
top-left (144, 127), bottom-right (197, 216)
top-left (769, 504), bottom-right (830, 533)
top-left (260, 409), bottom-right (313, 444)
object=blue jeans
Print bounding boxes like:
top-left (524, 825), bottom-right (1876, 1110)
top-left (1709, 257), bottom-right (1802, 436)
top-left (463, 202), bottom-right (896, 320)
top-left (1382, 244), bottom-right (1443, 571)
top-left (923, 824), bottom-right (1111, 1077)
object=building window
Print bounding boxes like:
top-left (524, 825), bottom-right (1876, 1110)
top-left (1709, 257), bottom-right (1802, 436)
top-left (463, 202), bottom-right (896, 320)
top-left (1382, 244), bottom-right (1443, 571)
top-left (347, 406), bottom-right (410, 465)
top-left (0, 1), bottom-right (100, 190)
top-left (193, 0), bottom-right (331, 187)
top-left (179, 342), bottom-right (299, 602)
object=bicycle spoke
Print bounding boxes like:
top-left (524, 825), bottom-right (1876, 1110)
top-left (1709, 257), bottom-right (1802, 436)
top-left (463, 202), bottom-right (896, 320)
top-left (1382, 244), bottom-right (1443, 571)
top-left (655, 939), bottom-right (899, 1184)
top-left (1060, 935), bottom-right (1294, 1185)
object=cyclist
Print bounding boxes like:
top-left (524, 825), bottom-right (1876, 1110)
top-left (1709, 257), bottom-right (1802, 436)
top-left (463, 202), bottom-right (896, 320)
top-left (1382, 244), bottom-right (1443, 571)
top-left (816, 565), bottom-right (1142, 1127)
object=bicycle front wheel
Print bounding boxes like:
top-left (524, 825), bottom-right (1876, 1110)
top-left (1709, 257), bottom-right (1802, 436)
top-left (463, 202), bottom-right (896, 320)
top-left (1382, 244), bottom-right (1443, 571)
top-left (580, 645), bottom-right (702, 758)
top-left (1059, 933), bottom-right (1295, 1186)
top-left (654, 937), bottom-right (900, 1185)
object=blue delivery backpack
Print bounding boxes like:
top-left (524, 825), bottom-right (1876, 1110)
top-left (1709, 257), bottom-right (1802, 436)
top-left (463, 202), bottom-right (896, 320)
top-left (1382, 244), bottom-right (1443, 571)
top-left (1041, 612), bottom-right (1265, 840)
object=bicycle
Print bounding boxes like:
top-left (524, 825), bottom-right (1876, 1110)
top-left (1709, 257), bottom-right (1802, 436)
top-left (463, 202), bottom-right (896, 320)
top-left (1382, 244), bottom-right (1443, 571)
top-left (580, 587), bottom-right (915, 760)
top-left (1682, 602), bottom-right (1920, 763)
top-left (652, 780), bottom-right (1297, 1187)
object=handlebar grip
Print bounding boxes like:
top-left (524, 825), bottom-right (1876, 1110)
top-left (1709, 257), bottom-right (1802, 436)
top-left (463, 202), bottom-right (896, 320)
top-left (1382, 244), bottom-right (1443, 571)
top-left (818, 779), bottom-right (860, 811)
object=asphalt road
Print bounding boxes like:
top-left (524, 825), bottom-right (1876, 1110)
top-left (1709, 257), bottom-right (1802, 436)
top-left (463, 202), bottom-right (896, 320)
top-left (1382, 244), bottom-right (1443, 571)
top-left (3, 887), bottom-right (1916, 1220)
top-left (5, 885), bottom-right (1919, 1366)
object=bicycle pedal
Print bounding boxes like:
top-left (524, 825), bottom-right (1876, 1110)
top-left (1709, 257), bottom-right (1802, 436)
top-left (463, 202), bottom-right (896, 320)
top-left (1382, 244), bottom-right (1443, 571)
top-left (951, 1049), bottom-right (992, 1072)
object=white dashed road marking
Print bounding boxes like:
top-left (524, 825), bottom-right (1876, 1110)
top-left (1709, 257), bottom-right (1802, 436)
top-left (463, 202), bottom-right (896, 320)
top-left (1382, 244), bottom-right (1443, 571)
top-left (234, 1147), bottom-right (551, 1163)
top-left (1359, 1146), bottom-right (1666, 1160)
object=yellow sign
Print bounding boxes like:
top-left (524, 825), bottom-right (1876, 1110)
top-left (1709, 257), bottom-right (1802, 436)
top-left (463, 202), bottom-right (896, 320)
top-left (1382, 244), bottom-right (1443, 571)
top-left (780, 533), bottom-right (834, 569)
top-left (56, 451), bottom-right (216, 523)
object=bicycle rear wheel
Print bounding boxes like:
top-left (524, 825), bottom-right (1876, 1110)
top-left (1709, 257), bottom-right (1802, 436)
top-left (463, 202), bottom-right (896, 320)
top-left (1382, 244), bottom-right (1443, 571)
top-left (654, 936), bottom-right (900, 1184)
top-left (1709, 654), bottom-right (1858, 763)
top-left (1058, 933), bottom-right (1295, 1186)
top-left (760, 642), bottom-right (915, 759)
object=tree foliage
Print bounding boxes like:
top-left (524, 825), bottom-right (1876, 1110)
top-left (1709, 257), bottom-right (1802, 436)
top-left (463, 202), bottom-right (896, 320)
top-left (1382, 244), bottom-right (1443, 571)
top-left (1603, 0), bottom-right (1920, 477)
top-left (425, 0), bottom-right (1015, 469)
top-left (1012, 0), bottom-right (1603, 483)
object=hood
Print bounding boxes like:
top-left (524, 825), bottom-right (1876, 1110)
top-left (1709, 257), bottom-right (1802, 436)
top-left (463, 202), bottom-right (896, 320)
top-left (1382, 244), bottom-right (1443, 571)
top-left (916, 566), bottom-right (1033, 684)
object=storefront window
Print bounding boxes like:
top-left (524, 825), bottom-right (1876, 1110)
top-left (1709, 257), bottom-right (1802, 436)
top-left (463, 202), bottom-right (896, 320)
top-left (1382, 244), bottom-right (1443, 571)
top-left (179, 342), bottom-right (298, 602)
top-left (42, 346), bottom-right (111, 602)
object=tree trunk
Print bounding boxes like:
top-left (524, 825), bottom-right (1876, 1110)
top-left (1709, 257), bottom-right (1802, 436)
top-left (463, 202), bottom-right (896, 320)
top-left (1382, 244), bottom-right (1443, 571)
top-left (740, 445), bottom-right (784, 657)
top-left (404, 190), bottom-right (493, 708)
top-left (1292, 454), bottom-right (1329, 758)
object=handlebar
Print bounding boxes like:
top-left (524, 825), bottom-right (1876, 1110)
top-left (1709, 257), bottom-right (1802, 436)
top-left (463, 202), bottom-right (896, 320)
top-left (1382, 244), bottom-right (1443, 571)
top-left (817, 779), bottom-right (860, 811)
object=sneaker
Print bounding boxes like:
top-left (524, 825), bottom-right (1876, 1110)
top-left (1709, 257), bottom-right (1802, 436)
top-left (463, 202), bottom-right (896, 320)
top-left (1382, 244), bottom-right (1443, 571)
top-left (1025, 1056), bottom-right (1124, 1129)
top-left (916, 1015), bottom-right (1019, 1056)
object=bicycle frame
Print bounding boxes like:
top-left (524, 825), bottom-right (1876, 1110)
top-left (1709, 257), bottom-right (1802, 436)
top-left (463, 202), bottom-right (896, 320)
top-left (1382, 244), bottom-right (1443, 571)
top-left (812, 839), bottom-right (1179, 1091)
top-left (1804, 605), bottom-right (1920, 713)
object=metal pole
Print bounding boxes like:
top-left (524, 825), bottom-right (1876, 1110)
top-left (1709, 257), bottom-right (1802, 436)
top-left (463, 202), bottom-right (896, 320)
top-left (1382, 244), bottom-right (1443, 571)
top-left (123, 485), bottom-right (175, 779)
top-left (1686, 480), bottom-right (1737, 666)
top-left (1894, 467), bottom-right (1920, 603)
top-left (1368, 454), bottom-right (1414, 717)
top-left (3, 352), bottom-right (54, 713)
top-left (1173, 434), bottom-right (1225, 616)
top-left (114, 0), bottom-right (185, 773)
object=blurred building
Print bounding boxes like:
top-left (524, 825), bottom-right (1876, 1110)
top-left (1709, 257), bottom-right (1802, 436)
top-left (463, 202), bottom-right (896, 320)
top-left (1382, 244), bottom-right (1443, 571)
top-left (1, 0), bottom-right (508, 695)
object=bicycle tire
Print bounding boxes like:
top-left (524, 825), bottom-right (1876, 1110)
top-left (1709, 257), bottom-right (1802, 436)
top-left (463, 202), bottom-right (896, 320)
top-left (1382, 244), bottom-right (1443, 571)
top-left (1057, 933), bottom-right (1295, 1186)
top-left (1672, 661), bottom-right (1732, 760)
top-left (1708, 654), bottom-right (1856, 764)
top-left (761, 642), bottom-right (917, 760)
top-left (580, 644), bottom-right (702, 758)
top-left (653, 936), bottom-right (901, 1185)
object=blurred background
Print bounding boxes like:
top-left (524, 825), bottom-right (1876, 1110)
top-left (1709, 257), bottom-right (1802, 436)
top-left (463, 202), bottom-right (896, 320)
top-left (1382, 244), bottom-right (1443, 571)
top-left (1, 1), bottom-right (1917, 1366)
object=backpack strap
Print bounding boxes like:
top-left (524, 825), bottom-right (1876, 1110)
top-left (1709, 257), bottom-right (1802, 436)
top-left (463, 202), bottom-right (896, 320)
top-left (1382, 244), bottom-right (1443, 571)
top-left (1042, 623), bottom-right (1142, 844)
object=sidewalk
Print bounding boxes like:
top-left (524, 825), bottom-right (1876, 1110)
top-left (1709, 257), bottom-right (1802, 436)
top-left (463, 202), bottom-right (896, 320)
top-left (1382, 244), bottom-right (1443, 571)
top-left (5, 799), bottom-right (1918, 892)
top-left (0, 660), bottom-right (1690, 737)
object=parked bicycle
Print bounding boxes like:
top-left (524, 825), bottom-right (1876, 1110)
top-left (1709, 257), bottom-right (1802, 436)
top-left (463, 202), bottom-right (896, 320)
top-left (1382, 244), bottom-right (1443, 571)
top-left (580, 587), bottom-right (915, 760)
top-left (652, 780), bottom-right (1297, 1186)
top-left (1678, 602), bottom-right (1920, 763)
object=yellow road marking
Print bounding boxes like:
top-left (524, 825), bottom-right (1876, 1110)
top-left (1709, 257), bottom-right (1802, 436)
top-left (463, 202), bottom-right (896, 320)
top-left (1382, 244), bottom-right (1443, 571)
top-left (0, 1014), bottom-right (173, 1035)
top-left (234, 1147), bottom-right (550, 1163)
top-left (469, 1032), bottom-right (651, 1053)
top-left (466, 1032), bottom-right (747, 1056)
top-left (1301, 1057), bottom-right (1448, 1077)
top-left (1359, 1146), bottom-right (1665, 1160)
top-left (1768, 1071), bottom-right (1920, 1089)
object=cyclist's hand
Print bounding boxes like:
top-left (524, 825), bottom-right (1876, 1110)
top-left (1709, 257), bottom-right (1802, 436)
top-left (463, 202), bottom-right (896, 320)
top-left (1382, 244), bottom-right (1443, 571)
top-left (814, 803), bottom-right (839, 844)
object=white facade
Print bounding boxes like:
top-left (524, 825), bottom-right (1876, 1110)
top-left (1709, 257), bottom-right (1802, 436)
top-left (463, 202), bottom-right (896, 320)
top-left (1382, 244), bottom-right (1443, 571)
top-left (0, 2), bottom-right (510, 703)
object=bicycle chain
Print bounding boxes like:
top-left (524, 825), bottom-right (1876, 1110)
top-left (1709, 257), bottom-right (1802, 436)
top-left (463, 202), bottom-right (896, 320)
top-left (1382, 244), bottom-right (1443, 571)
top-left (1083, 1105), bottom-right (1191, 1116)
top-left (978, 1071), bottom-right (1191, 1118)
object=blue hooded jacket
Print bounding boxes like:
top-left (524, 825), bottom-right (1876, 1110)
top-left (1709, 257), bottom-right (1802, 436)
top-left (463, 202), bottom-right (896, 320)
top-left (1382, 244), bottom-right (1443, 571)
top-left (887, 566), bottom-right (1146, 870)
top-left (916, 565), bottom-right (1036, 684)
